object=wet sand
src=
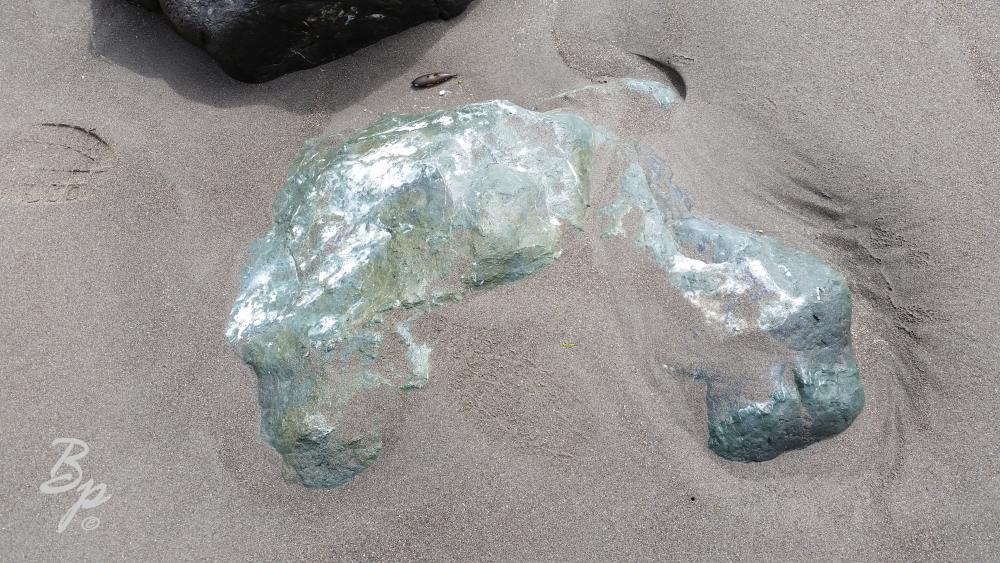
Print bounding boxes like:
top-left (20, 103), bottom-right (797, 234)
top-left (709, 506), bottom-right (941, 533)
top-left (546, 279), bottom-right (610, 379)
top-left (2, 0), bottom-right (998, 559)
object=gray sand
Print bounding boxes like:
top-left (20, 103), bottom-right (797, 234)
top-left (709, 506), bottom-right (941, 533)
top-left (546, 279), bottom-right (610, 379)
top-left (2, 0), bottom-right (998, 559)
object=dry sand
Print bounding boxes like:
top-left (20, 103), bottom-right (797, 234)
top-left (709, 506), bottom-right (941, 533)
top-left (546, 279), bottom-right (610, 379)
top-left (2, 0), bottom-right (998, 559)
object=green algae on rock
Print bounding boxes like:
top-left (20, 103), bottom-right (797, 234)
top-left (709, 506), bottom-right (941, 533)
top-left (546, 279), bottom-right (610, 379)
top-left (227, 79), bottom-right (864, 487)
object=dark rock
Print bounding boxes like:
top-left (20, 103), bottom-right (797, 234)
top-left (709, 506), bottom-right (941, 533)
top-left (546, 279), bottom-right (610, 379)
top-left (126, 0), bottom-right (161, 10)
top-left (147, 0), bottom-right (474, 83)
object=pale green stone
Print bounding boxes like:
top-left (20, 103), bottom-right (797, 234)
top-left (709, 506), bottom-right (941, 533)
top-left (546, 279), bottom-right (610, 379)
top-left (227, 80), bottom-right (863, 487)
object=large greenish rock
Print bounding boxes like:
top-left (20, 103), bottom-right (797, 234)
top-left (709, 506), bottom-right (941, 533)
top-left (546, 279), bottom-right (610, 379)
top-left (227, 100), bottom-right (599, 487)
top-left (227, 80), bottom-right (864, 487)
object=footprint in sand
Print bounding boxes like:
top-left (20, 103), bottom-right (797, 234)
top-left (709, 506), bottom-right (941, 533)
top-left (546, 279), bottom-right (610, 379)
top-left (0, 123), bottom-right (113, 206)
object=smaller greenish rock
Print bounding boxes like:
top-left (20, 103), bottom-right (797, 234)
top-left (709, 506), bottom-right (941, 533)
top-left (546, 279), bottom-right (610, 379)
top-left (603, 153), bottom-right (863, 461)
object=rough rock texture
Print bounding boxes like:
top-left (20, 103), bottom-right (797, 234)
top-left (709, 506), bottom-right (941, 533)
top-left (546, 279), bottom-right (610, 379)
top-left (227, 80), bottom-right (864, 487)
top-left (143, 0), bottom-right (475, 82)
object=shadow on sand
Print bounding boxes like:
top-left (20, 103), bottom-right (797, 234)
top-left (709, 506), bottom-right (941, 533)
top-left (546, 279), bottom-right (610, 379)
top-left (88, 0), bottom-right (462, 114)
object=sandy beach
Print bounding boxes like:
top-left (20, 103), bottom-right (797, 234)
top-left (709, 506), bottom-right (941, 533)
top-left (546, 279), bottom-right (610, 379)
top-left (2, 0), bottom-right (998, 559)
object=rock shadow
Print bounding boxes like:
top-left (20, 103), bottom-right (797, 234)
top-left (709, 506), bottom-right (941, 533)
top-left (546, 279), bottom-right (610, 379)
top-left (88, 0), bottom-right (463, 114)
